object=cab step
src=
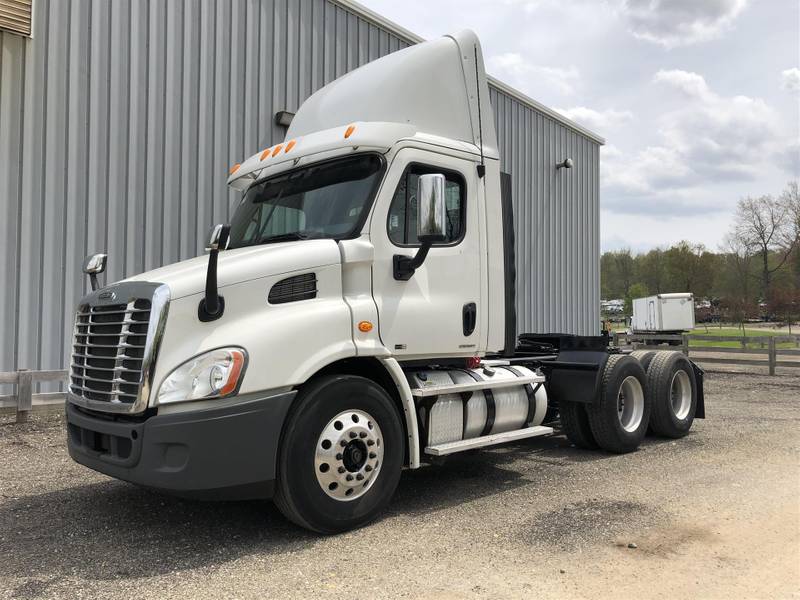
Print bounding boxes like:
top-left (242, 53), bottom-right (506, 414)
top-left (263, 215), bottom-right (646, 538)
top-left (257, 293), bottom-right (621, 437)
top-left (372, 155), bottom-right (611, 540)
top-left (424, 425), bottom-right (554, 456)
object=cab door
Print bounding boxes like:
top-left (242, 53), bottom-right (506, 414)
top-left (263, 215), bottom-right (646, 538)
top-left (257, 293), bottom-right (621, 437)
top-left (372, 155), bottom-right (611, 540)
top-left (370, 149), bottom-right (484, 358)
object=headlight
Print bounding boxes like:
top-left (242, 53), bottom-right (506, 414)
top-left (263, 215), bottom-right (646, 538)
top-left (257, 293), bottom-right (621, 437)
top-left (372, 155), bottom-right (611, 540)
top-left (157, 347), bottom-right (247, 405)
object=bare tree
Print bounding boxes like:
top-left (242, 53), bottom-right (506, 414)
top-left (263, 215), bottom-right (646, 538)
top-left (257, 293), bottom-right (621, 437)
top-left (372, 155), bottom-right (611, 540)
top-left (733, 191), bottom-right (797, 299)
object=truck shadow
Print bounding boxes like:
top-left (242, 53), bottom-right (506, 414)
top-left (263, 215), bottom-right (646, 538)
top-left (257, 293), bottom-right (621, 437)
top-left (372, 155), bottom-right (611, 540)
top-left (0, 430), bottom-right (652, 585)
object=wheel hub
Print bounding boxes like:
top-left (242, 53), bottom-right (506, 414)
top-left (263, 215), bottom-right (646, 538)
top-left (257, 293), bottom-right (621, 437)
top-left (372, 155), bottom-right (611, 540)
top-left (616, 375), bottom-right (644, 433)
top-left (314, 409), bottom-right (384, 501)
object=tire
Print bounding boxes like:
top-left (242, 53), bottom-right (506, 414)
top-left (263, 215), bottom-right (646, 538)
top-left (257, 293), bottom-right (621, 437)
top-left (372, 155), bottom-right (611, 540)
top-left (630, 350), bottom-right (656, 371)
top-left (559, 400), bottom-right (598, 449)
top-left (274, 375), bottom-right (404, 534)
top-left (646, 351), bottom-right (697, 438)
top-left (587, 354), bottom-right (650, 454)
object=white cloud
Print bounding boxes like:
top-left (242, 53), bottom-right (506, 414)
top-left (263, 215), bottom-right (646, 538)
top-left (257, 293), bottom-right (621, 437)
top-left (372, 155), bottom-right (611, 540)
top-left (487, 52), bottom-right (580, 95)
top-left (781, 67), bottom-right (800, 92)
top-left (555, 107), bottom-right (634, 133)
top-left (602, 69), bottom-right (783, 215)
top-left (621, 0), bottom-right (748, 48)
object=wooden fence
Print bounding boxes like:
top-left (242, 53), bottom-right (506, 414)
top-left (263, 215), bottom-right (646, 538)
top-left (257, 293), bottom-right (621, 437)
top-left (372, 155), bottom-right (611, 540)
top-left (0, 370), bottom-right (68, 423)
top-left (612, 332), bottom-right (800, 375)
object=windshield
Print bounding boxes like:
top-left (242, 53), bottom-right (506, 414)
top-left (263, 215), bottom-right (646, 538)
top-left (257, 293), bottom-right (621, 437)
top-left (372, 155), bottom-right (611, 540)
top-left (228, 154), bottom-right (385, 248)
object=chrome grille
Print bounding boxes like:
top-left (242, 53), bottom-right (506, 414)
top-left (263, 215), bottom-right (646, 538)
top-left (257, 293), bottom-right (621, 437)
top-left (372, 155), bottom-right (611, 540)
top-left (70, 299), bottom-right (152, 405)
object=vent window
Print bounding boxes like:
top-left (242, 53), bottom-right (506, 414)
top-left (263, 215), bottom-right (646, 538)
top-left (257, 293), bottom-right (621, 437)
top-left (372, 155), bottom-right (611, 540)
top-left (268, 273), bottom-right (317, 304)
top-left (0, 1), bottom-right (33, 37)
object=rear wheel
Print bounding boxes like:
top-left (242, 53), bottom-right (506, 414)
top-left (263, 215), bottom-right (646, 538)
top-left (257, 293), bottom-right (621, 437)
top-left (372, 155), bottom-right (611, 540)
top-left (559, 400), bottom-right (598, 449)
top-left (587, 355), bottom-right (650, 453)
top-left (274, 375), bottom-right (404, 533)
top-left (646, 351), bottom-right (697, 438)
top-left (630, 349), bottom-right (656, 371)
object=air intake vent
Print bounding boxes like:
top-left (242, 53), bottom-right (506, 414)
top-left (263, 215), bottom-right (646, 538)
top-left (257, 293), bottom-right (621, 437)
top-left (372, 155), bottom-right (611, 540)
top-left (269, 273), bottom-right (317, 304)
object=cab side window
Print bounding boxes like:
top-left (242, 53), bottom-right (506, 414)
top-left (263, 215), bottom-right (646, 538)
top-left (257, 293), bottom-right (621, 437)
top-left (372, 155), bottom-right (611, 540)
top-left (387, 165), bottom-right (465, 246)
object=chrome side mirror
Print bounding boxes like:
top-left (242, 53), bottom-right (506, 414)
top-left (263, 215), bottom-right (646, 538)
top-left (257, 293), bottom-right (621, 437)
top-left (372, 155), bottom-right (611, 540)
top-left (416, 174), bottom-right (447, 243)
top-left (393, 174), bottom-right (447, 280)
top-left (83, 253), bottom-right (107, 291)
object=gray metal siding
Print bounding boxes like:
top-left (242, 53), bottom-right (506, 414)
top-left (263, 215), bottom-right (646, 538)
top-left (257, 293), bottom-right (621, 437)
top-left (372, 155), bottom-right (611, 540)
top-left (0, 0), bottom-right (599, 378)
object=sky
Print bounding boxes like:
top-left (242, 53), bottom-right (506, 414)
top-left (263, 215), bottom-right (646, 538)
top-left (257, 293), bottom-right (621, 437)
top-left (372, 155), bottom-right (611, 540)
top-left (357, 0), bottom-right (800, 254)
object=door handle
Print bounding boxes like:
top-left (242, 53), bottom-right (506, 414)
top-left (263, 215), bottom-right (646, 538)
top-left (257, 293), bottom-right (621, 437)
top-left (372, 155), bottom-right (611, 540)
top-left (463, 302), bottom-right (477, 336)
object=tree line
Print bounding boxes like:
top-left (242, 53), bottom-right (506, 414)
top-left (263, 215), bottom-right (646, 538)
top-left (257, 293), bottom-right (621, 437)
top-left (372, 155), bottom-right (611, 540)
top-left (602, 181), bottom-right (800, 327)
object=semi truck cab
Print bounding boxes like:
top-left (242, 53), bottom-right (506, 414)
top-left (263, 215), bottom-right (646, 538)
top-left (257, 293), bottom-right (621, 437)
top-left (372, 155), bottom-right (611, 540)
top-left (66, 30), bottom-right (704, 533)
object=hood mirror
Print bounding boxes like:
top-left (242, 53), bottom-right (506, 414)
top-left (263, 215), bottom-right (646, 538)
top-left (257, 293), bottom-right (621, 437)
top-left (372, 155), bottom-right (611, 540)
top-left (205, 223), bottom-right (231, 252)
top-left (83, 253), bottom-right (107, 291)
top-left (199, 224), bottom-right (231, 322)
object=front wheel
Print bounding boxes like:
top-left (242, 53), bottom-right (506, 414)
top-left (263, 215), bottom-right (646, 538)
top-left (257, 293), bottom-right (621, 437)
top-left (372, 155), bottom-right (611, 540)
top-left (274, 375), bottom-right (404, 533)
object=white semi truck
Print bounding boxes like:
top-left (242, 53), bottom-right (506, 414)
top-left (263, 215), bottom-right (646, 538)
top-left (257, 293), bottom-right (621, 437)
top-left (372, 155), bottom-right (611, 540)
top-left (66, 31), bottom-right (704, 533)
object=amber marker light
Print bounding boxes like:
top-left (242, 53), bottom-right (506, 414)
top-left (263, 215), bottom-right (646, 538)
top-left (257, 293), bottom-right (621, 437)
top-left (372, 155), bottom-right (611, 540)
top-left (260, 148), bottom-right (272, 160)
top-left (285, 140), bottom-right (296, 152)
top-left (219, 349), bottom-right (247, 397)
top-left (358, 321), bottom-right (373, 333)
top-left (271, 144), bottom-right (284, 157)
top-left (229, 163), bottom-right (241, 175)
top-left (344, 124), bottom-right (356, 139)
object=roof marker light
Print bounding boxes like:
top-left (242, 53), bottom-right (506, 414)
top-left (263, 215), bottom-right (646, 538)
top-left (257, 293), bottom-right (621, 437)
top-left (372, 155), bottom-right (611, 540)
top-left (285, 140), bottom-right (296, 153)
top-left (260, 148), bottom-right (272, 161)
top-left (272, 144), bottom-right (284, 157)
top-left (344, 125), bottom-right (356, 139)
top-left (229, 163), bottom-right (241, 175)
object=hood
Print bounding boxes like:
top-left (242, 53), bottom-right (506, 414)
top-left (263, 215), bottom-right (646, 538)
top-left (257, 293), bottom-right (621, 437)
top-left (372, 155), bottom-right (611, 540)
top-left (123, 239), bottom-right (341, 300)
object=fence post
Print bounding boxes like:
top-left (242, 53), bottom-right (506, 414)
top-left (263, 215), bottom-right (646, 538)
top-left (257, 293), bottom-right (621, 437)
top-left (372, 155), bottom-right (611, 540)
top-left (16, 369), bottom-right (32, 424)
top-left (681, 334), bottom-right (689, 357)
top-left (768, 337), bottom-right (776, 376)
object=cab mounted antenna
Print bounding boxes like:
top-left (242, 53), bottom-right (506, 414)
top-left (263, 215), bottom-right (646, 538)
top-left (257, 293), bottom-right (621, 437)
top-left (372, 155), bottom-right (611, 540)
top-left (474, 44), bottom-right (486, 179)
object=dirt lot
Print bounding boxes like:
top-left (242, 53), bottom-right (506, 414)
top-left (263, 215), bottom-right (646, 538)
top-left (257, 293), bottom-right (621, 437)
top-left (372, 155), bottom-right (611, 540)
top-left (1, 371), bottom-right (798, 600)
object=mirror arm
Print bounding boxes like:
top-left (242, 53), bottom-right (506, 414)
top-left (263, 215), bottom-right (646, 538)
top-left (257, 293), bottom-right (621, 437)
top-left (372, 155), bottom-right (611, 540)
top-left (198, 225), bottom-right (231, 322)
top-left (89, 273), bottom-right (100, 292)
top-left (393, 241), bottom-right (432, 281)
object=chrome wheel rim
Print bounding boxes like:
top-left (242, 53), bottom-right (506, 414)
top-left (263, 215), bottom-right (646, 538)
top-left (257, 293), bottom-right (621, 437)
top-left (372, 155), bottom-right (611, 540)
top-left (617, 376), bottom-right (645, 433)
top-left (670, 370), bottom-right (692, 420)
top-left (314, 409), bottom-right (383, 501)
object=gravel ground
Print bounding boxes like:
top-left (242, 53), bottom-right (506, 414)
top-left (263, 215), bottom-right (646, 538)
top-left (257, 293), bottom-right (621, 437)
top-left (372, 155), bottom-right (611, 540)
top-left (1, 372), bottom-right (799, 599)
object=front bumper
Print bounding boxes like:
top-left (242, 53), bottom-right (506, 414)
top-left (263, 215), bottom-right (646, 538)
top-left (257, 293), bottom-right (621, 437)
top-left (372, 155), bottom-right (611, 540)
top-left (66, 390), bottom-right (296, 500)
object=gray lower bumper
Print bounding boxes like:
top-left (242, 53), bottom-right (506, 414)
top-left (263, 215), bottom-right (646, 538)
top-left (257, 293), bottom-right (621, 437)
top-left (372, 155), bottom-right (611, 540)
top-left (66, 390), bottom-right (296, 500)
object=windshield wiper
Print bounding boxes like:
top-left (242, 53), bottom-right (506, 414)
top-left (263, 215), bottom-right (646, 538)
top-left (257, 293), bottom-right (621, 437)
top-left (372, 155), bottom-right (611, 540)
top-left (259, 231), bottom-right (326, 244)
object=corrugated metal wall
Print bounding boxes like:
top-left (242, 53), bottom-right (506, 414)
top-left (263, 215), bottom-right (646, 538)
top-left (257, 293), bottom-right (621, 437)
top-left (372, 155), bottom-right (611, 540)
top-left (0, 0), bottom-right (600, 379)
top-left (491, 88), bottom-right (600, 336)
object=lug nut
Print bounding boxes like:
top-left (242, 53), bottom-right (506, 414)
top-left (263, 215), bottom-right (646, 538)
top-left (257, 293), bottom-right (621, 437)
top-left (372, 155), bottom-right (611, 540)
top-left (356, 473), bottom-right (364, 481)
top-left (340, 440), bottom-right (347, 447)
top-left (336, 453), bottom-right (343, 460)
top-left (369, 452), bottom-right (376, 459)
top-left (367, 440), bottom-right (374, 446)
top-left (346, 474), bottom-right (354, 481)
top-left (338, 466), bottom-right (345, 474)
top-left (349, 431), bottom-right (357, 439)
top-left (359, 432), bottom-right (367, 438)
top-left (365, 465), bottom-right (372, 472)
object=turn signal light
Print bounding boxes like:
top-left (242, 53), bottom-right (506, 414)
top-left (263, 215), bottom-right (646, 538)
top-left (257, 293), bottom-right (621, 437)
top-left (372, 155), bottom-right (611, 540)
top-left (358, 321), bottom-right (373, 333)
top-left (229, 163), bottom-right (241, 175)
top-left (272, 144), bottom-right (284, 157)
top-left (259, 148), bottom-right (272, 160)
top-left (344, 124), bottom-right (356, 139)
top-left (285, 140), bottom-right (296, 152)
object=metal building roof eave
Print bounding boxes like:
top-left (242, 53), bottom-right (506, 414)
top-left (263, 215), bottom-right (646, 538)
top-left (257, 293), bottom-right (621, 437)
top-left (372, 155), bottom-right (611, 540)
top-left (330, 0), bottom-right (606, 146)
